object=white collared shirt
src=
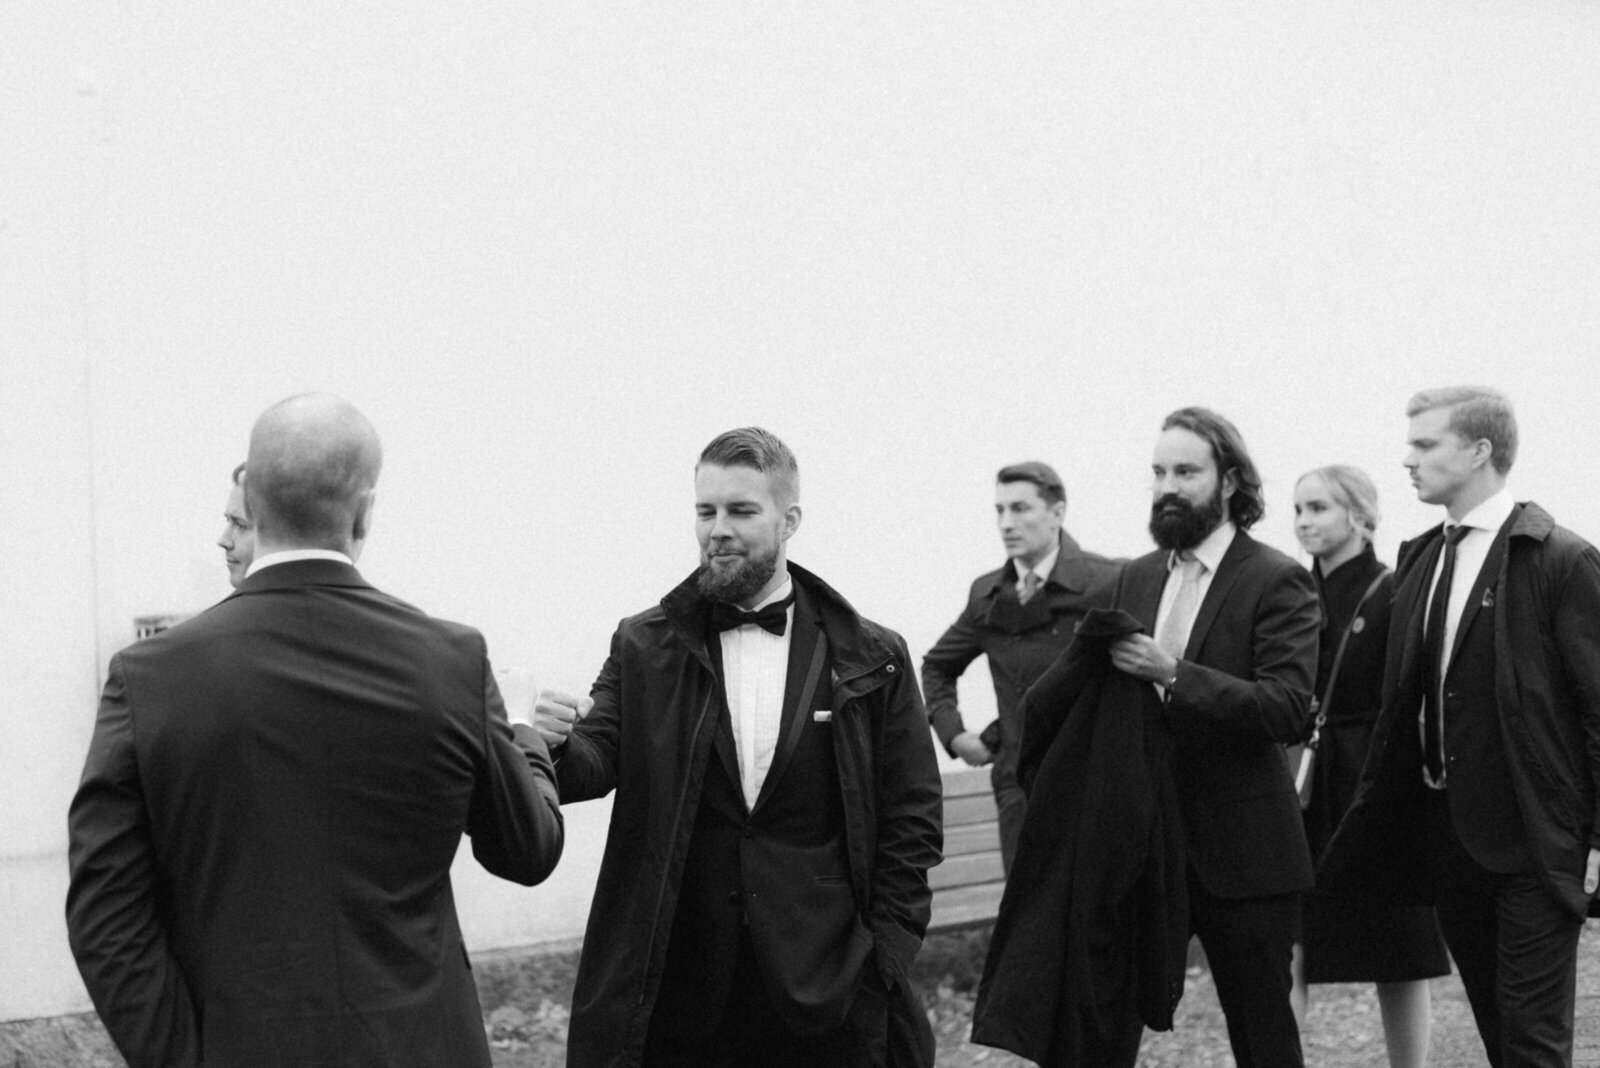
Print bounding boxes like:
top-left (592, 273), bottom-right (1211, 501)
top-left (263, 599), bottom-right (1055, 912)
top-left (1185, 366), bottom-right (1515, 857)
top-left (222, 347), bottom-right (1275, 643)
top-left (1419, 487), bottom-right (1515, 787)
top-left (719, 575), bottom-right (795, 810)
top-left (1014, 544), bottom-right (1060, 598)
top-left (1153, 520), bottom-right (1236, 663)
top-left (245, 549), bottom-right (354, 578)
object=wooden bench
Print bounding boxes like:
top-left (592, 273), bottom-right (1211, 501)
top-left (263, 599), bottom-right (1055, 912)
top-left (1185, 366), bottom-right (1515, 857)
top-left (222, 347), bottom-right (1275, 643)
top-left (927, 766), bottom-right (1007, 932)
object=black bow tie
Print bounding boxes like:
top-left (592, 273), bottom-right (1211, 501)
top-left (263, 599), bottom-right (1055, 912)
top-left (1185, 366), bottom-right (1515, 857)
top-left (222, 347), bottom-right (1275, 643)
top-left (708, 596), bottom-right (794, 637)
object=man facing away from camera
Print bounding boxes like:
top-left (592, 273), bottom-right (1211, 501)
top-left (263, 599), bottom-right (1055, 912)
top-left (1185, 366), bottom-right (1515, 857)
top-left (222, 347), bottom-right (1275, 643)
top-left (1322, 386), bottom-right (1600, 1068)
top-left (921, 461), bottom-right (1118, 873)
top-left (67, 393), bottom-right (564, 1068)
top-left (536, 427), bottom-right (942, 1067)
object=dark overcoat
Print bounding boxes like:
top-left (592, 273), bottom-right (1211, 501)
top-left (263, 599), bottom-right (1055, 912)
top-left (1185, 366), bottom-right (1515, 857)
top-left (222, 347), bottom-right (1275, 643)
top-left (1320, 502), bottom-right (1600, 919)
top-left (970, 609), bottom-right (1187, 1066)
top-left (555, 562), bottom-right (943, 1067)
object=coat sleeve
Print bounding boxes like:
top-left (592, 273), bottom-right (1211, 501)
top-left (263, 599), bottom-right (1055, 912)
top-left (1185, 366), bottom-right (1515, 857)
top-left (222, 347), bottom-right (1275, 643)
top-left (1551, 542), bottom-right (1600, 850)
top-left (553, 624), bottom-right (627, 803)
top-left (65, 655), bottom-right (202, 1068)
top-left (1169, 559), bottom-right (1320, 743)
top-left (467, 658), bottom-right (565, 886)
top-left (870, 636), bottom-right (944, 993)
top-left (920, 593), bottom-right (985, 753)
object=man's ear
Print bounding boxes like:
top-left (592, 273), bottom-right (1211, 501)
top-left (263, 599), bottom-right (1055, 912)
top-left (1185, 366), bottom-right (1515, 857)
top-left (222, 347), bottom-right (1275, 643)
top-left (352, 490), bottom-right (377, 543)
top-left (781, 502), bottom-right (802, 542)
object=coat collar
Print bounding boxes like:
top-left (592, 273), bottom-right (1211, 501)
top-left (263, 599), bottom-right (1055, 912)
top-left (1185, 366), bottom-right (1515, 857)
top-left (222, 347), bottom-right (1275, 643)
top-left (660, 560), bottom-right (894, 681)
top-left (983, 531), bottom-right (1097, 597)
top-left (1398, 500), bottom-right (1551, 572)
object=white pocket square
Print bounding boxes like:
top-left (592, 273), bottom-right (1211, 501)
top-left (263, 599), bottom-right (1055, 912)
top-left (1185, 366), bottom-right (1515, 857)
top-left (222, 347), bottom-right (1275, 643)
top-left (813, 709), bottom-right (833, 723)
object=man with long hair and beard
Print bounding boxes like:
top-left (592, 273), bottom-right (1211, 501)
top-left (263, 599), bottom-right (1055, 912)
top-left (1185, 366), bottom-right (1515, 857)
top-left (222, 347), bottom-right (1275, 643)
top-left (535, 427), bottom-right (942, 1067)
top-left (979, 409), bottom-right (1318, 1068)
top-left (1094, 407), bottom-right (1320, 1066)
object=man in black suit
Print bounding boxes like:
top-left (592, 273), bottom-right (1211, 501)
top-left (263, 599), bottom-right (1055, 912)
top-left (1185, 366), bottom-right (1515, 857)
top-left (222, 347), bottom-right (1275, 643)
top-left (1322, 386), bottom-right (1600, 1068)
top-left (922, 461), bottom-right (1119, 873)
top-left (66, 393), bottom-right (564, 1068)
top-left (535, 427), bottom-right (942, 1067)
top-left (1101, 406), bottom-right (1320, 1068)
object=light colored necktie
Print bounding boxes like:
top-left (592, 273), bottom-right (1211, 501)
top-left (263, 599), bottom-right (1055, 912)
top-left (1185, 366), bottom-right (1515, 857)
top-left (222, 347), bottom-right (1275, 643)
top-left (1019, 569), bottom-right (1041, 605)
top-left (1157, 554), bottom-right (1204, 662)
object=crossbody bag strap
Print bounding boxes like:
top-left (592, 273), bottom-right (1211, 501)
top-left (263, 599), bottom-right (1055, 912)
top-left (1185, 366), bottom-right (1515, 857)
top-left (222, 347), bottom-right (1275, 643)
top-left (1308, 568), bottom-right (1390, 748)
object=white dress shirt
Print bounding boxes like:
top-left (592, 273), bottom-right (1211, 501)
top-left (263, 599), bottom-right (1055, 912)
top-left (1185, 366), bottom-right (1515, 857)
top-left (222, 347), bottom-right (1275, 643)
top-left (1420, 487), bottom-right (1515, 787)
top-left (1015, 544), bottom-right (1060, 599)
top-left (1154, 523), bottom-right (1235, 653)
top-left (245, 549), bottom-right (354, 578)
top-left (719, 575), bottom-right (795, 810)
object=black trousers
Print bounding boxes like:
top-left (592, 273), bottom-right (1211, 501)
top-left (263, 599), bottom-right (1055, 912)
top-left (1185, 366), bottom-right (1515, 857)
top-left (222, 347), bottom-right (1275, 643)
top-left (1426, 791), bottom-right (1582, 1068)
top-left (1100, 868), bottom-right (1304, 1068)
top-left (642, 929), bottom-right (889, 1068)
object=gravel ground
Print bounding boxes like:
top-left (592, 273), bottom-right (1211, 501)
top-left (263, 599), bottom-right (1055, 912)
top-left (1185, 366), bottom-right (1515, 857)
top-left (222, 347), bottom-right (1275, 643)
top-left (8, 924), bottom-right (1596, 1067)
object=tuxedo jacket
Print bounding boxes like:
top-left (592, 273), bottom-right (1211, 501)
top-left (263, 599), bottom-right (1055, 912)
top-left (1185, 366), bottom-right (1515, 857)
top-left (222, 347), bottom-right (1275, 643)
top-left (66, 559), bottom-right (564, 1068)
top-left (1112, 531), bottom-right (1320, 898)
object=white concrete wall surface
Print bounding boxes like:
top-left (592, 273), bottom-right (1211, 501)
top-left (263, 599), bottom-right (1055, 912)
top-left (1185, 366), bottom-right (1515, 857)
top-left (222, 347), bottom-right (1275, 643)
top-left (4, 0), bottom-right (1598, 1023)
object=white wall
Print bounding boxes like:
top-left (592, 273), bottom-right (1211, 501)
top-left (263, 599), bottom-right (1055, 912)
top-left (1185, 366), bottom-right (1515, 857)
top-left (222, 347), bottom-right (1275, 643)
top-left (4, 0), bottom-right (1598, 1022)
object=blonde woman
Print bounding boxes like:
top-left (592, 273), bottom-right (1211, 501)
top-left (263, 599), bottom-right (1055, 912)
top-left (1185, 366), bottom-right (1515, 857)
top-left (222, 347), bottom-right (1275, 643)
top-left (1290, 466), bottom-right (1448, 1068)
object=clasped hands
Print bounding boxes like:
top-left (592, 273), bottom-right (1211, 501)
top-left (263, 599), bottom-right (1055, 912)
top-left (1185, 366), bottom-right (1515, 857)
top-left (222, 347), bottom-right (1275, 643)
top-left (532, 688), bottom-right (593, 749)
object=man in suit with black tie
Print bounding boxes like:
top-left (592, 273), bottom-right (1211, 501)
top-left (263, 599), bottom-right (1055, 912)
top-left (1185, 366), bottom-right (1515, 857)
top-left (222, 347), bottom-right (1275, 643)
top-left (1321, 386), bottom-right (1600, 1068)
top-left (535, 427), bottom-right (942, 1067)
top-left (1100, 406), bottom-right (1321, 1068)
top-left (922, 461), bottom-right (1119, 873)
top-left (67, 393), bottom-right (565, 1068)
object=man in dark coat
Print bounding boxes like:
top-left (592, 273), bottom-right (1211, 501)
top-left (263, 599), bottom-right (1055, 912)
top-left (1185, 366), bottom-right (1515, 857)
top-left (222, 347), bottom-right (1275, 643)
top-left (1097, 407), bottom-right (1320, 1068)
top-left (536, 427), bottom-right (942, 1068)
top-left (922, 461), bottom-right (1119, 872)
top-left (1320, 387), bottom-right (1600, 1068)
top-left (66, 394), bottom-right (565, 1068)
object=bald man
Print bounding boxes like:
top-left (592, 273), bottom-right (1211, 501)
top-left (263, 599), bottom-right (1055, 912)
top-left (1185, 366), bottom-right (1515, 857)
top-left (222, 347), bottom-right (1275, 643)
top-left (67, 393), bottom-right (564, 1068)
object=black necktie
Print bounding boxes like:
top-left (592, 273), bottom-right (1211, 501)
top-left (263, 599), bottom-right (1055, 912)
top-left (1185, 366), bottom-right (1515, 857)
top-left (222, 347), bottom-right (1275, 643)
top-left (1422, 524), bottom-right (1470, 784)
top-left (708, 595), bottom-right (794, 637)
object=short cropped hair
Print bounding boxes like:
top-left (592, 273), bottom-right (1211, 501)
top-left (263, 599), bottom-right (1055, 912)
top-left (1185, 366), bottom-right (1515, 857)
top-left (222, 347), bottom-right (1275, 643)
top-left (698, 427), bottom-right (799, 506)
top-left (1298, 465), bottom-right (1380, 542)
top-left (1161, 406), bottom-right (1266, 531)
top-left (997, 461), bottom-right (1066, 508)
top-left (1406, 386), bottom-right (1518, 475)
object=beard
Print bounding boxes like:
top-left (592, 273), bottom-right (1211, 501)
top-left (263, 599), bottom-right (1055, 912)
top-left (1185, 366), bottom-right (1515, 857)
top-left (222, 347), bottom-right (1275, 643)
top-left (1148, 488), bottom-right (1225, 551)
top-left (696, 543), bottom-right (779, 605)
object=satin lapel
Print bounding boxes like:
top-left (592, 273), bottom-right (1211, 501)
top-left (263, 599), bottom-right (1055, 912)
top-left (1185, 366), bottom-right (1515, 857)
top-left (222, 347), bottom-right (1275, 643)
top-left (1447, 514), bottom-right (1514, 668)
top-left (704, 637), bottom-right (744, 801)
top-left (752, 589), bottom-right (829, 814)
top-left (1184, 534), bottom-right (1249, 659)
